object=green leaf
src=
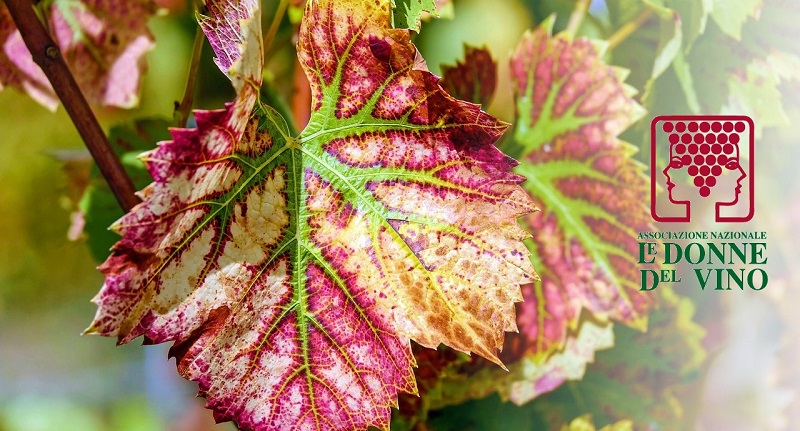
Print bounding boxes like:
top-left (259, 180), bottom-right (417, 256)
top-left (391, 0), bottom-right (440, 31)
top-left (742, 0), bottom-right (800, 56)
top-left (669, 50), bottom-right (701, 114)
top-left (666, 0), bottom-right (713, 49)
top-left (607, 0), bottom-right (682, 92)
top-left (645, 2), bottom-right (682, 83)
top-left (722, 58), bottom-right (790, 127)
top-left (665, 5), bottom-right (800, 134)
top-left (710, 0), bottom-right (762, 40)
top-left (86, 1), bottom-right (536, 430)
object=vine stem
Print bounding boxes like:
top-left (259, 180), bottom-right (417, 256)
top-left (264, 0), bottom-right (290, 52)
top-left (6, 0), bottom-right (140, 212)
top-left (291, 55), bottom-right (311, 130)
top-left (175, 23), bottom-right (204, 127)
top-left (565, 0), bottom-right (591, 38)
top-left (607, 8), bottom-right (654, 51)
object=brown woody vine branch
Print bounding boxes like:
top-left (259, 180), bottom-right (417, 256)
top-left (6, 0), bottom-right (141, 212)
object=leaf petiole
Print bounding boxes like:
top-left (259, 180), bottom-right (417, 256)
top-left (264, 0), bottom-right (290, 53)
top-left (565, 0), bottom-right (591, 38)
top-left (174, 23), bottom-right (204, 127)
top-left (607, 8), bottom-right (654, 51)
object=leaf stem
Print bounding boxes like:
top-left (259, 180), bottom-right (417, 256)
top-left (5, 0), bottom-right (140, 212)
top-left (262, 81), bottom-right (299, 136)
top-left (607, 8), bottom-right (654, 51)
top-left (175, 23), bottom-right (204, 127)
top-left (291, 55), bottom-right (311, 130)
top-left (565, 0), bottom-right (591, 38)
top-left (264, 0), bottom-right (290, 53)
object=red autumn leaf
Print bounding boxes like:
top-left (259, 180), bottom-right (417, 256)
top-left (508, 17), bottom-right (654, 370)
top-left (86, 1), bottom-right (536, 430)
top-left (440, 45), bottom-right (498, 108)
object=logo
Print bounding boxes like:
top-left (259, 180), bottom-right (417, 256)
top-left (650, 115), bottom-right (754, 222)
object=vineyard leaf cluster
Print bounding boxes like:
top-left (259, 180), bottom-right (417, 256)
top-left (9, 0), bottom-right (786, 429)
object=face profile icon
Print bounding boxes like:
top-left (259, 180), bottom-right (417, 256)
top-left (651, 116), bottom-right (754, 223)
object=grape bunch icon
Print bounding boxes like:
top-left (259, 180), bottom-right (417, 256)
top-left (650, 115), bottom-right (753, 223)
top-left (663, 120), bottom-right (746, 198)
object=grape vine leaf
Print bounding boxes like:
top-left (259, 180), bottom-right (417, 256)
top-left (646, 0), bottom-right (800, 135)
top-left (505, 15), bottom-right (654, 367)
top-left (75, 118), bottom-right (171, 262)
top-left (0, 0), bottom-right (156, 110)
top-left (742, 0), bottom-right (800, 56)
top-left (709, 0), bottom-right (762, 40)
top-left (440, 45), bottom-right (497, 108)
top-left (669, 0), bottom-right (713, 49)
top-left (86, 0), bottom-right (536, 430)
top-left (606, 0), bottom-right (682, 94)
top-left (198, 0), bottom-right (263, 91)
top-left (391, 0), bottom-right (439, 31)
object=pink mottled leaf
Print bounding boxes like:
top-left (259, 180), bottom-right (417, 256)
top-left (198, 0), bottom-right (262, 91)
top-left (0, 0), bottom-right (155, 110)
top-left (435, 16), bottom-right (656, 405)
top-left (196, 0), bottom-right (262, 133)
top-left (86, 1), bottom-right (536, 430)
top-left (507, 16), bottom-right (654, 367)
